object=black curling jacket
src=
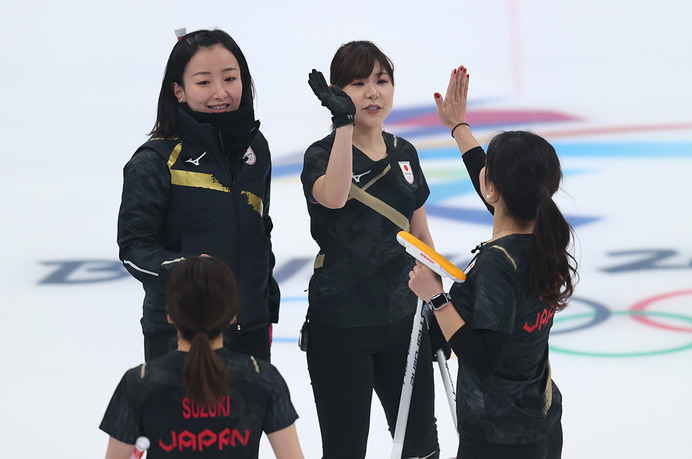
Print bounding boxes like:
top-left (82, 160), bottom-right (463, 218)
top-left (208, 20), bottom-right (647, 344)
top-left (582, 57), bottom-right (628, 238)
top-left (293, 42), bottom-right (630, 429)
top-left (117, 108), bottom-right (279, 335)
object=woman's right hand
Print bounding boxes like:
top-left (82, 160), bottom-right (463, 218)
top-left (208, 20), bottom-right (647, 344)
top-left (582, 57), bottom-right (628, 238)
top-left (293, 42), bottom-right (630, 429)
top-left (434, 65), bottom-right (469, 130)
top-left (308, 69), bottom-right (355, 128)
top-left (408, 261), bottom-right (444, 304)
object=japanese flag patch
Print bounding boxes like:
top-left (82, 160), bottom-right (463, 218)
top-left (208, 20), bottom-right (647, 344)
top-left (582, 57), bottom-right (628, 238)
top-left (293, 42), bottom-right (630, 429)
top-left (398, 161), bottom-right (414, 184)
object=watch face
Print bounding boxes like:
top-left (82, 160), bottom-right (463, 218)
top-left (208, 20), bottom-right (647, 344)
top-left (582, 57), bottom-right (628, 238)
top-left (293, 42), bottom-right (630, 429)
top-left (431, 293), bottom-right (448, 310)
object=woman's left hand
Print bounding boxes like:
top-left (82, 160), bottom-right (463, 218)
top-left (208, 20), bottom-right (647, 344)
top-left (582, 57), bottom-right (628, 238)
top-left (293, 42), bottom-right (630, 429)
top-left (408, 261), bottom-right (444, 302)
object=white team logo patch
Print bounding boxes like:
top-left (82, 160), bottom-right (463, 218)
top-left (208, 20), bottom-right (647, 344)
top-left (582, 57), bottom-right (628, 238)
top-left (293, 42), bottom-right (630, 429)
top-left (243, 147), bottom-right (256, 165)
top-left (185, 151), bottom-right (206, 166)
top-left (352, 170), bottom-right (371, 183)
top-left (398, 161), bottom-right (414, 184)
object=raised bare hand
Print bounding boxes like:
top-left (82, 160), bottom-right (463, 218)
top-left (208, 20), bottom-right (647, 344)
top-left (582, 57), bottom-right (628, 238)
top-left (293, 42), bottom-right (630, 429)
top-left (434, 66), bottom-right (469, 130)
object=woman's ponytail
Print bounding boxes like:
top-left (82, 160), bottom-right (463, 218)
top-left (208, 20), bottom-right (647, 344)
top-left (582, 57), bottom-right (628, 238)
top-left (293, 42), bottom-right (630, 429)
top-left (166, 257), bottom-right (239, 407)
top-left (183, 330), bottom-right (229, 407)
top-left (486, 131), bottom-right (578, 311)
top-left (529, 191), bottom-right (577, 311)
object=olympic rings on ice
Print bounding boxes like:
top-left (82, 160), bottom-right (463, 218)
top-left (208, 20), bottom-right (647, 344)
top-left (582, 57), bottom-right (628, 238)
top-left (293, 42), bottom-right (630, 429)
top-left (550, 289), bottom-right (692, 357)
top-left (629, 290), bottom-right (692, 333)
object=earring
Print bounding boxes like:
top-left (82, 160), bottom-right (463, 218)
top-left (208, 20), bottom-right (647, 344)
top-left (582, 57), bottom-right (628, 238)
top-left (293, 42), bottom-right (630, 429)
top-left (177, 98), bottom-right (183, 103)
top-left (486, 194), bottom-right (490, 199)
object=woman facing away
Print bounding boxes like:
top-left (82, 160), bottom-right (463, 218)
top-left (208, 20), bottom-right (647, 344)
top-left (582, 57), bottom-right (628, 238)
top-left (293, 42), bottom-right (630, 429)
top-left (300, 41), bottom-right (440, 458)
top-left (100, 256), bottom-right (303, 459)
top-left (408, 66), bottom-right (578, 459)
top-left (117, 29), bottom-right (279, 362)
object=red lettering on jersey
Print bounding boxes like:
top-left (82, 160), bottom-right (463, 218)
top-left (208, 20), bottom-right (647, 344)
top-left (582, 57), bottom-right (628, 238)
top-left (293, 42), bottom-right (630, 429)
top-left (181, 395), bottom-right (230, 418)
top-left (159, 427), bottom-right (250, 452)
top-left (219, 395), bottom-right (230, 417)
top-left (523, 307), bottom-right (555, 333)
top-left (182, 398), bottom-right (191, 419)
top-left (199, 429), bottom-right (217, 451)
top-left (178, 431), bottom-right (196, 450)
top-left (159, 428), bottom-right (251, 452)
top-left (524, 313), bottom-right (538, 332)
top-left (231, 429), bottom-right (250, 447)
top-left (159, 431), bottom-right (177, 452)
top-left (219, 428), bottom-right (231, 449)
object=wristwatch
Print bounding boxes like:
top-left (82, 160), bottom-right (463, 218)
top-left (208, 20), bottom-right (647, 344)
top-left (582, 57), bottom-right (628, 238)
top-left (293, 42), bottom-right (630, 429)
top-left (428, 292), bottom-right (450, 311)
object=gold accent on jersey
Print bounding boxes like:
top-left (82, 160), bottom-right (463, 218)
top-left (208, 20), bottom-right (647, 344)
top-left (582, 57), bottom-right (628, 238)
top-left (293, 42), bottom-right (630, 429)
top-left (490, 245), bottom-right (518, 271)
top-left (167, 142), bottom-right (231, 193)
top-left (543, 360), bottom-right (553, 415)
top-left (250, 356), bottom-right (260, 374)
top-left (314, 253), bottom-right (325, 269)
top-left (167, 142), bottom-right (183, 168)
top-left (358, 164), bottom-right (391, 192)
top-left (170, 170), bottom-right (231, 192)
top-left (241, 191), bottom-right (263, 215)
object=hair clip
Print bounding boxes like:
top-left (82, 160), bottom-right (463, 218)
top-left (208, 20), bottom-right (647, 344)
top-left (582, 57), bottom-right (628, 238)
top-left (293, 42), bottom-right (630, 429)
top-left (175, 27), bottom-right (187, 41)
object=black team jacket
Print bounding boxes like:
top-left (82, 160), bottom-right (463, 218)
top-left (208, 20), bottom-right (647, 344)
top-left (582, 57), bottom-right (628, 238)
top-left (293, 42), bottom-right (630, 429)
top-left (117, 108), bottom-right (279, 335)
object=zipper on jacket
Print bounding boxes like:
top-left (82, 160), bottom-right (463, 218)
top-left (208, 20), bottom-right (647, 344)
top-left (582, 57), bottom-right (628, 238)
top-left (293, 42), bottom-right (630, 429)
top-left (219, 131), bottom-right (238, 193)
top-left (218, 129), bottom-right (244, 292)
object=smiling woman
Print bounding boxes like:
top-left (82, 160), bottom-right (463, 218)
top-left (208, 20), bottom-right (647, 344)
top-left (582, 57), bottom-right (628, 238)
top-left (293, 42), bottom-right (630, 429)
top-left (172, 44), bottom-right (243, 113)
top-left (116, 29), bottom-right (280, 365)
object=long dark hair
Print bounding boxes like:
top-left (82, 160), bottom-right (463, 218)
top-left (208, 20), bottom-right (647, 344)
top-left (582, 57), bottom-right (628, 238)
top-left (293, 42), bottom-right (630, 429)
top-left (150, 29), bottom-right (255, 138)
top-left (329, 40), bottom-right (395, 88)
top-left (485, 131), bottom-right (578, 310)
top-left (166, 256), bottom-right (239, 406)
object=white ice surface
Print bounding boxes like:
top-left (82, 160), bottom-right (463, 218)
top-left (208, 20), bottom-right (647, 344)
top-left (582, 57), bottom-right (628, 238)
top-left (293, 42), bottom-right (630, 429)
top-left (1, 1), bottom-right (691, 458)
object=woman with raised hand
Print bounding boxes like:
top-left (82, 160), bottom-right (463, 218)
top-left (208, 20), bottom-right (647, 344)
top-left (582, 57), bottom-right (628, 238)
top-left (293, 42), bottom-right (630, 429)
top-left (101, 256), bottom-right (303, 459)
top-left (301, 41), bottom-right (440, 458)
top-left (117, 29), bottom-right (279, 362)
top-left (408, 66), bottom-right (577, 459)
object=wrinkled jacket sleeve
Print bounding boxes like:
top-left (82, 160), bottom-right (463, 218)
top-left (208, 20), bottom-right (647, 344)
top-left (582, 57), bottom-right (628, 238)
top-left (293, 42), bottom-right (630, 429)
top-left (117, 149), bottom-right (184, 289)
top-left (264, 158), bottom-right (281, 323)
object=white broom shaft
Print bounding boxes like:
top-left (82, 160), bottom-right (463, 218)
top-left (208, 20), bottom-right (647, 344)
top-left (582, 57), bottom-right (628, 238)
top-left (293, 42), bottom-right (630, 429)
top-left (391, 298), bottom-right (426, 459)
top-left (436, 350), bottom-right (458, 432)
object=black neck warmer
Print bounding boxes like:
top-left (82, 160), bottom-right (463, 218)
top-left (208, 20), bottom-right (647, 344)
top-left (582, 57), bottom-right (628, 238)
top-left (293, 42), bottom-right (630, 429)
top-left (181, 98), bottom-right (260, 159)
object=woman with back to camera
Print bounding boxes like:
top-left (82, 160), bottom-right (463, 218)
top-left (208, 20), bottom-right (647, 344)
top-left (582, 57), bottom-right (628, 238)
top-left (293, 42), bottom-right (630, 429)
top-left (408, 66), bottom-right (577, 459)
top-left (301, 41), bottom-right (440, 458)
top-left (117, 29), bottom-right (279, 362)
top-left (100, 256), bottom-right (303, 459)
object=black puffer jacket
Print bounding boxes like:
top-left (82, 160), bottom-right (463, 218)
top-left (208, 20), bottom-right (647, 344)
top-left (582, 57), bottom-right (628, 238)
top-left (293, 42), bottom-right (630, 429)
top-left (117, 108), bottom-right (279, 335)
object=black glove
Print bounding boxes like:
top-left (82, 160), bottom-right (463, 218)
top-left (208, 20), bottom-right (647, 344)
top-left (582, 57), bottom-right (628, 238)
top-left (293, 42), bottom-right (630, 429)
top-left (427, 309), bottom-right (452, 361)
top-left (308, 69), bottom-right (355, 128)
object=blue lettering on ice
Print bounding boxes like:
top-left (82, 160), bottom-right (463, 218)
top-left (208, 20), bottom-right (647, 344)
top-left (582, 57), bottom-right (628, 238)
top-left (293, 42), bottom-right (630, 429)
top-left (39, 260), bottom-right (129, 284)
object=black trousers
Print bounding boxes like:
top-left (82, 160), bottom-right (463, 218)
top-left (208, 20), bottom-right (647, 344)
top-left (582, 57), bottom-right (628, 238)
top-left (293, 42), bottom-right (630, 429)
top-left (458, 419), bottom-right (563, 459)
top-left (306, 312), bottom-right (439, 459)
top-left (143, 323), bottom-right (271, 362)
